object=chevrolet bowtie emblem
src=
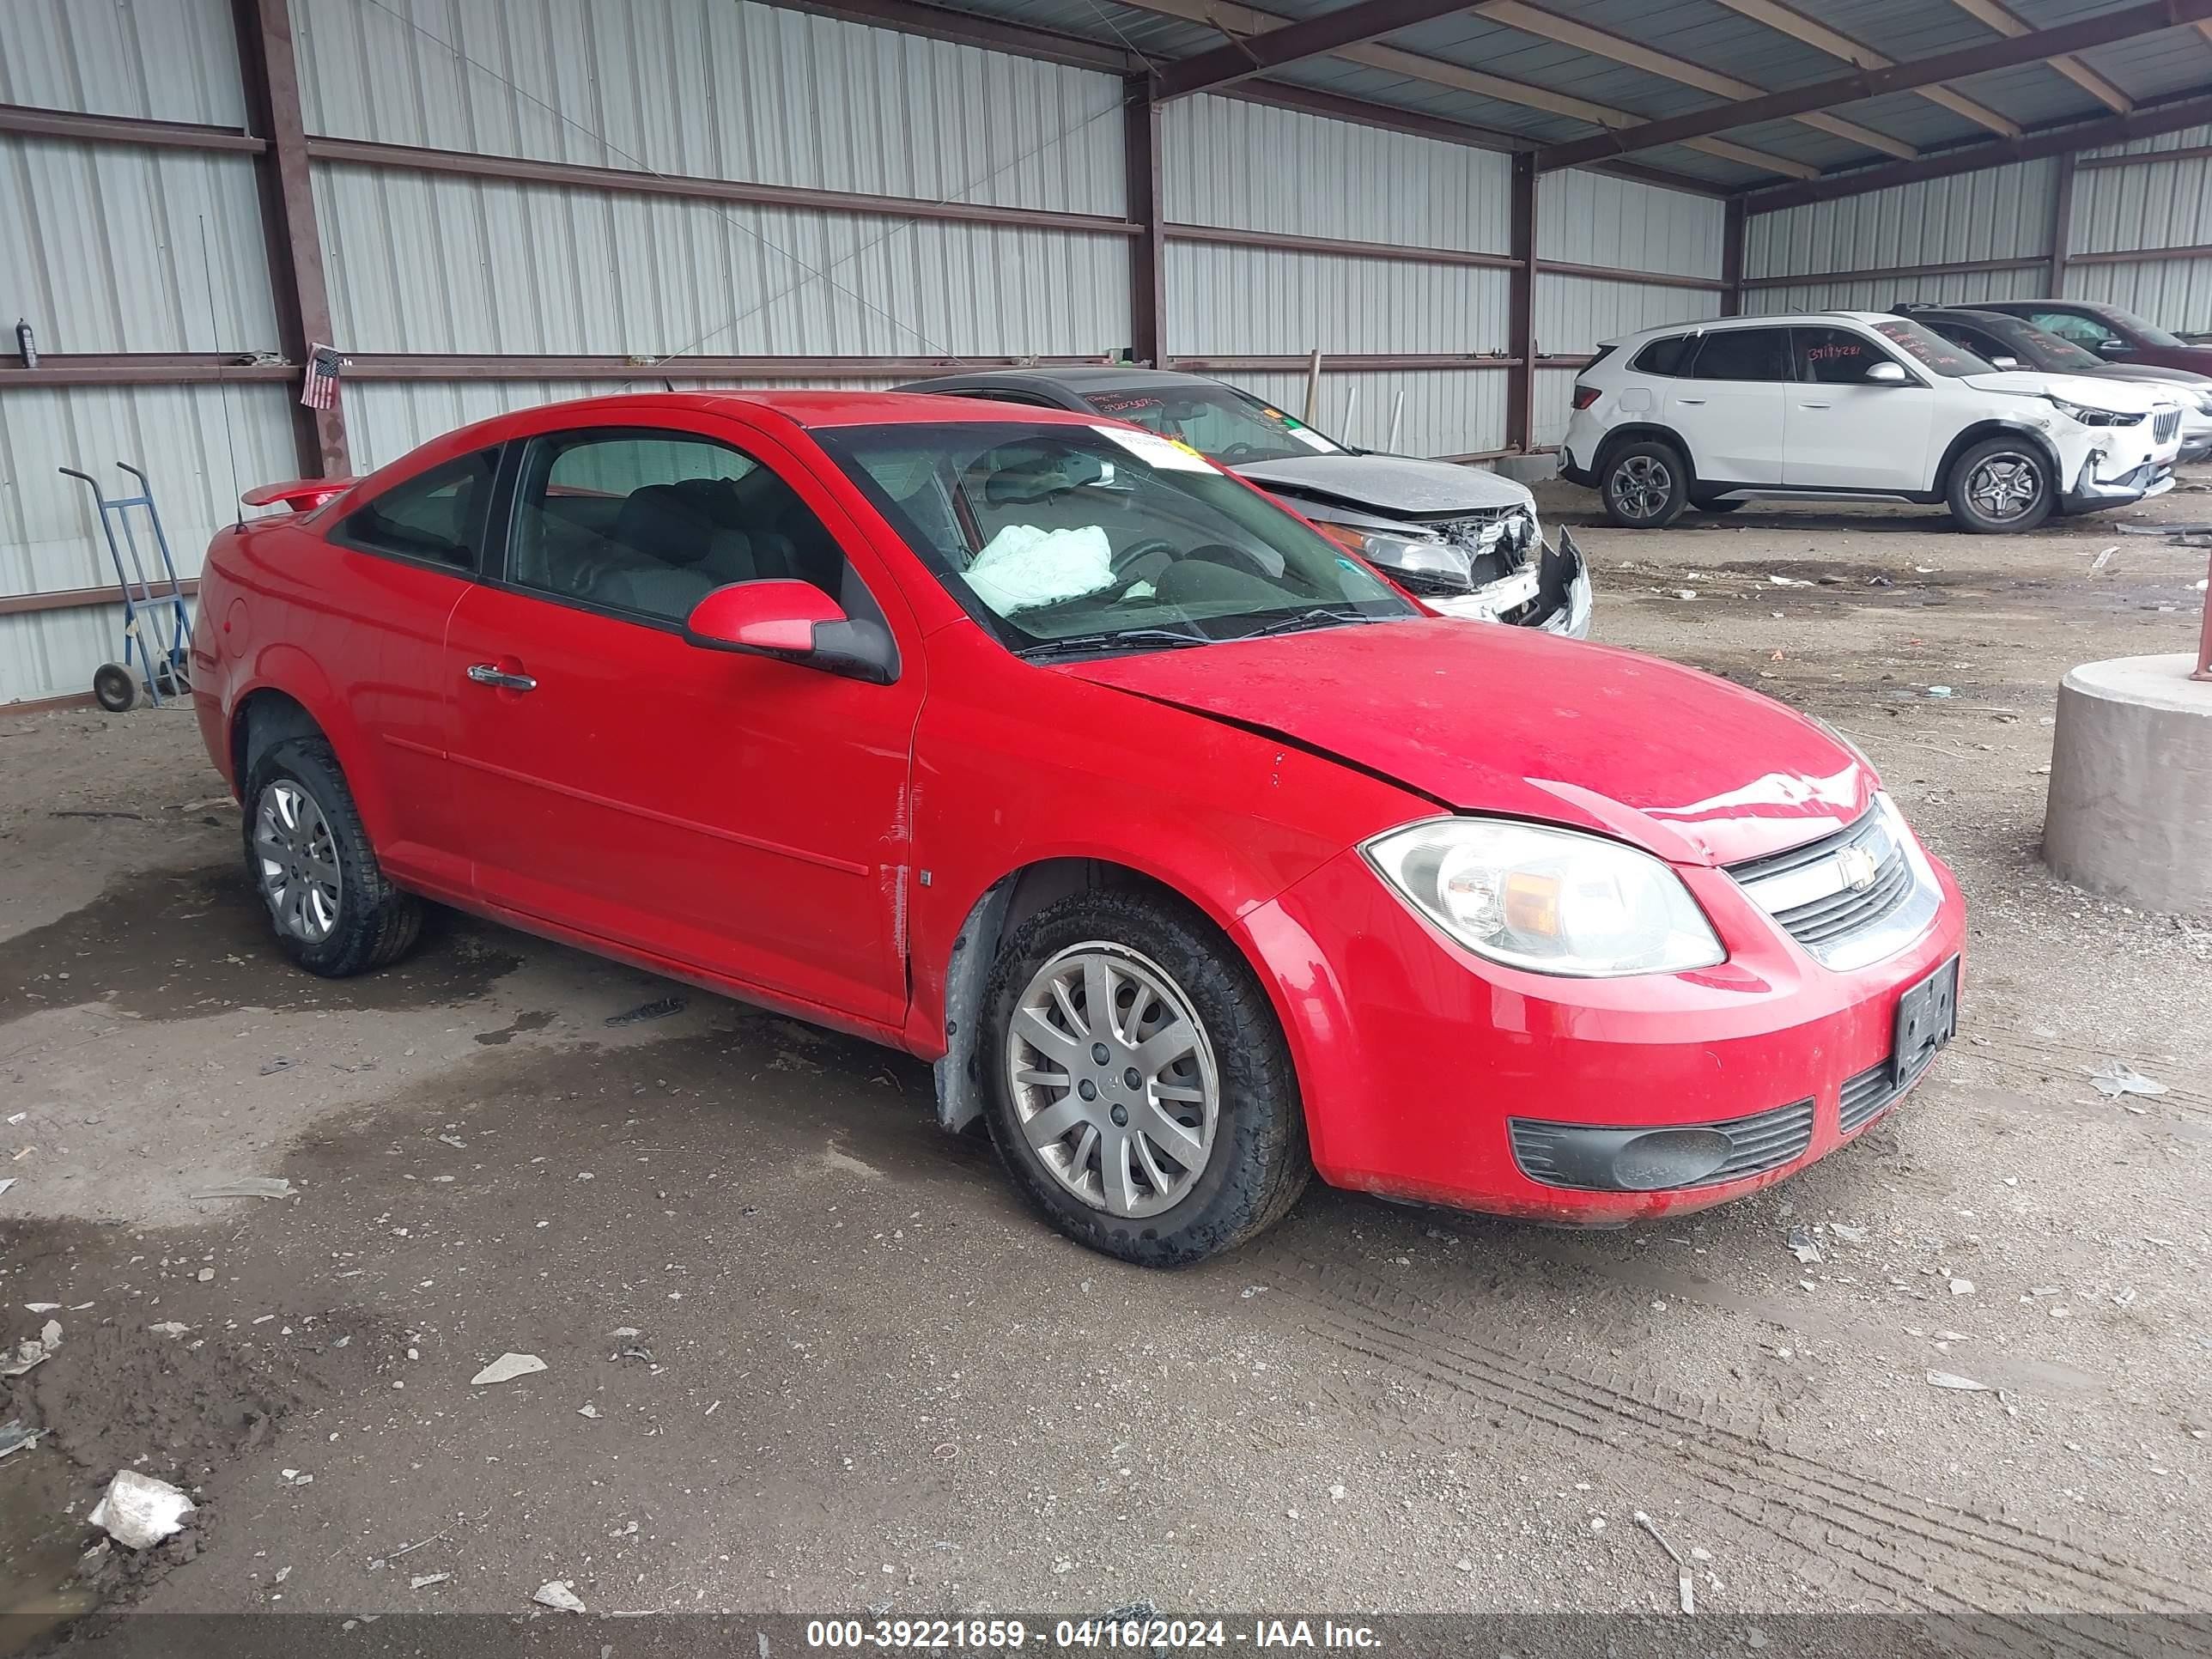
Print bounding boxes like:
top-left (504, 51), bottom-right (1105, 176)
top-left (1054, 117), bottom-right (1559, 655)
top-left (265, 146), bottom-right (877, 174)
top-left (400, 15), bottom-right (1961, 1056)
top-left (1835, 844), bottom-right (1881, 894)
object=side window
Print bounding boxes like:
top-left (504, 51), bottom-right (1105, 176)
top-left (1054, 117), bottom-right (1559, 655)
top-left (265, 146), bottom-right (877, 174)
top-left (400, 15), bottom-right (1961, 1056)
top-left (334, 449), bottom-right (496, 570)
top-left (1686, 328), bottom-right (1790, 382)
top-left (1791, 326), bottom-right (1899, 385)
top-left (1630, 334), bottom-right (1695, 376)
top-left (2029, 310), bottom-right (2114, 349)
top-left (507, 428), bottom-right (880, 629)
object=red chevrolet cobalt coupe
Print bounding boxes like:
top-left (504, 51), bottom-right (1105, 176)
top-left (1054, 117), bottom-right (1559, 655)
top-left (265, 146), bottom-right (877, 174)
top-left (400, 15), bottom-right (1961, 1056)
top-left (191, 392), bottom-right (1963, 1264)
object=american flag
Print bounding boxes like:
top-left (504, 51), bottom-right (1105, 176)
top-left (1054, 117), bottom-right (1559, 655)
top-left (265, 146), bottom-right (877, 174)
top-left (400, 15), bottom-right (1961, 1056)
top-left (301, 344), bottom-right (345, 410)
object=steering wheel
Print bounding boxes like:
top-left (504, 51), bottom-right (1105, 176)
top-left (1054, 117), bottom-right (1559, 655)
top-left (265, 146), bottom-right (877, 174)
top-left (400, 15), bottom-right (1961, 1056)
top-left (1111, 536), bottom-right (1181, 580)
top-left (1216, 442), bottom-right (1265, 465)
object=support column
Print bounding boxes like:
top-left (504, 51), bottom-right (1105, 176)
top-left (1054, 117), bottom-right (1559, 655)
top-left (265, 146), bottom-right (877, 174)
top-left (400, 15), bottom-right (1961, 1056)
top-left (1124, 76), bottom-right (1166, 368)
top-left (233, 0), bottom-right (348, 476)
top-left (2048, 149), bottom-right (2077, 296)
top-left (1720, 195), bottom-right (1746, 318)
top-left (1507, 152), bottom-right (1536, 453)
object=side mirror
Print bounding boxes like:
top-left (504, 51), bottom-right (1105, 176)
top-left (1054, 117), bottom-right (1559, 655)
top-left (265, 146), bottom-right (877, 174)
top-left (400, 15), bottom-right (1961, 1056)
top-left (1989, 355), bottom-right (2020, 370)
top-left (684, 580), bottom-right (898, 684)
top-left (1864, 361), bottom-right (1910, 385)
top-left (2098, 337), bottom-right (2132, 358)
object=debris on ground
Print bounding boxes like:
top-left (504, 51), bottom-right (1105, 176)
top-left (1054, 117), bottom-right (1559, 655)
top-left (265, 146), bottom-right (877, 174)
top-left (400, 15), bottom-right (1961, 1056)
top-left (1786, 1224), bottom-right (1823, 1266)
top-left (471, 1352), bottom-right (549, 1386)
top-left (88, 1469), bottom-right (197, 1549)
top-left (0, 1178), bottom-right (15, 1200)
top-left (533, 1580), bottom-right (586, 1613)
top-left (577, 1404), bottom-right (599, 1419)
top-left (1869, 574), bottom-right (1893, 587)
top-left (190, 1178), bottom-right (294, 1200)
top-left (1673, 590), bottom-right (1698, 601)
top-left (3, 1319), bottom-right (62, 1377)
top-left (1632, 1510), bottom-right (1695, 1615)
top-left (1926, 1370), bottom-right (1991, 1392)
top-left (0, 1419), bottom-right (44, 1462)
top-left (410, 1572), bottom-right (450, 1590)
top-left (258, 1057), bottom-right (296, 1076)
top-left (148, 1322), bottom-right (191, 1338)
top-left (2083, 1061), bottom-right (2168, 1099)
top-left (1829, 1224), bottom-right (1869, 1244)
top-left (605, 995), bottom-right (686, 1027)
top-left (1925, 685), bottom-right (1954, 698)
top-left (1768, 574), bottom-right (1813, 586)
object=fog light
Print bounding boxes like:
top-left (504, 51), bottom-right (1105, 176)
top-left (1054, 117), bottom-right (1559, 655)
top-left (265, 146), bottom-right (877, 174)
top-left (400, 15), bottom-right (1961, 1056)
top-left (1610, 1127), bottom-right (1734, 1190)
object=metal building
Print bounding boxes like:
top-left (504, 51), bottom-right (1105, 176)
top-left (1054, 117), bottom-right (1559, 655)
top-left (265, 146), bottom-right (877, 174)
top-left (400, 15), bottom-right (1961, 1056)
top-left (6, 0), bottom-right (2212, 706)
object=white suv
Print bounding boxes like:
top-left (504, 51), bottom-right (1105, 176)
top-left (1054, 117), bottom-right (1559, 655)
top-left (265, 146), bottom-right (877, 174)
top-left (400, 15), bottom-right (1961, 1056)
top-left (1561, 311), bottom-right (2184, 533)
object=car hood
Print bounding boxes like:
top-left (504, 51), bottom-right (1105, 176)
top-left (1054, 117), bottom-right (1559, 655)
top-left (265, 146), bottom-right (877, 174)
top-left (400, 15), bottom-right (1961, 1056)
top-left (1233, 453), bottom-right (1534, 520)
top-left (2092, 362), bottom-right (2212, 390)
top-left (1060, 618), bottom-right (1873, 866)
top-left (1961, 369), bottom-right (2166, 410)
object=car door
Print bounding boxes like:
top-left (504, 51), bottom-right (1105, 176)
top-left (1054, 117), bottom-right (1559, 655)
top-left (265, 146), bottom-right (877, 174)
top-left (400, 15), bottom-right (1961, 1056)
top-left (439, 413), bottom-right (924, 1028)
top-left (1781, 325), bottom-right (1933, 492)
top-left (314, 447), bottom-right (502, 895)
top-left (1667, 327), bottom-right (1790, 483)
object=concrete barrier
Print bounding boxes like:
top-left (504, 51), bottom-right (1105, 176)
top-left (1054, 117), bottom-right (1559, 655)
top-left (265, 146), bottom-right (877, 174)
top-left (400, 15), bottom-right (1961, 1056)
top-left (2043, 653), bottom-right (2212, 916)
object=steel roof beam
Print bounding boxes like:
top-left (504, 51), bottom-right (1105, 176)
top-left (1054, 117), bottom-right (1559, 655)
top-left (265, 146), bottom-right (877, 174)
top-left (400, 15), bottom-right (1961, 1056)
top-left (1707, 0), bottom-right (2020, 137)
top-left (1153, 0), bottom-right (1485, 99)
top-left (1540, 0), bottom-right (2212, 172)
top-left (1941, 0), bottom-right (2134, 112)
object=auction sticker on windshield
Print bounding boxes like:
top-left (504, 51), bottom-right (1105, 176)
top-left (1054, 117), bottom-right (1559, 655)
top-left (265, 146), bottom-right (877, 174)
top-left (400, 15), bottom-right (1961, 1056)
top-left (1092, 424), bottom-right (1212, 471)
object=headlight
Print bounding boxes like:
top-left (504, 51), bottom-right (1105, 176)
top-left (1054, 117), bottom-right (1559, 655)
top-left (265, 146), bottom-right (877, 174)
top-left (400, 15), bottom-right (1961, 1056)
top-left (2195, 389), bottom-right (2212, 416)
top-left (1363, 817), bottom-right (1725, 977)
top-left (2044, 395), bottom-right (2142, 428)
top-left (1319, 523), bottom-right (1474, 591)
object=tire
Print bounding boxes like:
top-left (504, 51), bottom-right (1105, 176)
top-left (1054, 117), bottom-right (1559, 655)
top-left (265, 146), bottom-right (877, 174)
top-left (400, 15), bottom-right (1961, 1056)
top-left (1946, 437), bottom-right (2054, 533)
top-left (242, 736), bottom-right (422, 977)
top-left (93, 663), bottom-right (138, 714)
top-left (1697, 497), bottom-right (1747, 514)
top-left (1600, 440), bottom-right (1690, 529)
top-left (981, 889), bottom-right (1310, 1267)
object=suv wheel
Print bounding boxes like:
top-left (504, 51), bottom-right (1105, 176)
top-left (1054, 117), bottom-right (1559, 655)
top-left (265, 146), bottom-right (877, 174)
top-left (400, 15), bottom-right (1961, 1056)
top-left (244, 737), bottom-right (423, 977)
top-left (981, 890), bottom-right (1310, 1266)
top-left (1948, 438), bottom-right (2054, 533)
top-left (1601, 441), bottom-right (1689, 528)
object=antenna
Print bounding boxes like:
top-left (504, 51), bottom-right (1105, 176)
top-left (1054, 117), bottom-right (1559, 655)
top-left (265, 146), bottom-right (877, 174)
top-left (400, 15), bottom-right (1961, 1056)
top-left (200, 216), bottom-right (243, 529)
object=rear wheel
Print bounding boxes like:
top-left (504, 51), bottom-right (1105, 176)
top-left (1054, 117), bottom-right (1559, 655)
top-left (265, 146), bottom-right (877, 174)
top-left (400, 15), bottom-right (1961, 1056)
top-left (981, 890), bottom-right (1309, 1266)
top-left (1947, 437), bottom-right (2054, 533)
top-left (243, 737), bottom-right (422, 977)
top-left (1601, 440), bottom-right (1689, 528)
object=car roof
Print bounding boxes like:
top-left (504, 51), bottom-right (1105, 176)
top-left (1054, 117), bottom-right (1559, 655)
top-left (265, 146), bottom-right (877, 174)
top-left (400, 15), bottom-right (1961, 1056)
top-left (896, 366), bottom-right (1237, 398)
top-left (1595, 310), bottom-right (1898, 348)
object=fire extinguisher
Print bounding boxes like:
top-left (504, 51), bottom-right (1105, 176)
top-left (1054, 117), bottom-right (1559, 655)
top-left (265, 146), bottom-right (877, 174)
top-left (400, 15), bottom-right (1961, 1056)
top-left (14, 319), bottom-right (33, 369)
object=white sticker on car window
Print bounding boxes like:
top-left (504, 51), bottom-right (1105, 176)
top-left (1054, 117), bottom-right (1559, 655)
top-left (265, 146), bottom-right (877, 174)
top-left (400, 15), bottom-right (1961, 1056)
top-left (1286, 427), bottom-right (1336, 452)
top-left (1091, 424), bottom-right (1214, 473)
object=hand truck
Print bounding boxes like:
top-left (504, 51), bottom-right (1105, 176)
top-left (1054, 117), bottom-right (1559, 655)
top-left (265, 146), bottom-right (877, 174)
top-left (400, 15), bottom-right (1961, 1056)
top-left (60, 462), bottom-right (196, 713)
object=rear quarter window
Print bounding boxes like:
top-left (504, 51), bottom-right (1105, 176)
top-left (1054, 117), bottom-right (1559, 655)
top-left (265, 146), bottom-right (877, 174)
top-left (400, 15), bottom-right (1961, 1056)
top-left (1629, 335), bottom-right (1695, 376)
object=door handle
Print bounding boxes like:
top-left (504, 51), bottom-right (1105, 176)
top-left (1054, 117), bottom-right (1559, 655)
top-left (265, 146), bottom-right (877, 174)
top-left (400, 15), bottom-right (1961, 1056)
top-left (1676, 397), bottom-right (1707, 404)
top-left (466, 664), bottom-right (538, 692)
top-left (1799, 400), bottom-right (1832, 410)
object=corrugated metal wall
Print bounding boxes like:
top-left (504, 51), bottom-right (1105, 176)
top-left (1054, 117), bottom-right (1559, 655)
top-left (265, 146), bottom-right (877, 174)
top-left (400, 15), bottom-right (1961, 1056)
top-left (1743, 159), bottom-right (2057, 315)
top-left (1164, 95), bottom-right (1514, 458)
top-left (1533, 171), bottom-right (1723, 445)
top-left (2069, 124), bottom-right (2212, 331)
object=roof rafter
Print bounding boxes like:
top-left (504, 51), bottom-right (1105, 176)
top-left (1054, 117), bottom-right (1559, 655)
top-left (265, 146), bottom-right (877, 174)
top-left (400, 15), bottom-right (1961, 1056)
top-left (1472, 0), bottom-right (1918, 160)
top-left (1706, 0), bottom-right (2020, 137)
top-left (1940, 0), bottom-right (2133, 112)
top-left (1112, 0), bottom-right (1816, 178)
top-left (1153, 0), bottom-right (1491, 98)
top-left (1539, 0), bottom-right (2212, 172)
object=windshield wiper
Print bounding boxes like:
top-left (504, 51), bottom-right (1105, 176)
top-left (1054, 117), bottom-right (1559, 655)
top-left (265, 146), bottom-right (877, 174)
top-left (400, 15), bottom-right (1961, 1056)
top-left (1017, 627), bottom-right (1215, 660)
top-left (1228, 607), bottom-right (1375, 641)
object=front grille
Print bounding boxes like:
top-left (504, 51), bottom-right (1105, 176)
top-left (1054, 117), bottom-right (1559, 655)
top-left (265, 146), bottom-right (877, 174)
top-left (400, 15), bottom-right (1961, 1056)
top-left (1839, 1060), bottom-right (1899, 1134)
top-left (2154, 407), bottom-right (2182, 443)
top-left (1729, 807), bottom-right (1917, 958)
top-left (1509, 1096), bottom-right (1814, 1191)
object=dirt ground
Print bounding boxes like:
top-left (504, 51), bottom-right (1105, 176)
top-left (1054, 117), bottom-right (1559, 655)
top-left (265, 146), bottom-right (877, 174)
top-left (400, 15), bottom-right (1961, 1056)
top-left (2, 471), bottom-right (2209, 1647)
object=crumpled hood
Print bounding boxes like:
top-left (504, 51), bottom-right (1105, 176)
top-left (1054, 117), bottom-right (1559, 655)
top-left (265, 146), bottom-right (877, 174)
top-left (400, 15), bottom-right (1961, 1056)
top-left (1062, 618), bottom-right (1874, 866)
top-left (1234, 453), bottom-right (1534, 519)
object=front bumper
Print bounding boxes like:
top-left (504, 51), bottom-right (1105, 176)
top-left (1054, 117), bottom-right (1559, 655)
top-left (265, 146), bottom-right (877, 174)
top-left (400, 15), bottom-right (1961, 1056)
top-left (2062, 458), bottom-right (2174, 513)
top-left (1428, 530), bottom-right (1593, 639)
top-left (1233, 831), bottom-right (1966, 1224)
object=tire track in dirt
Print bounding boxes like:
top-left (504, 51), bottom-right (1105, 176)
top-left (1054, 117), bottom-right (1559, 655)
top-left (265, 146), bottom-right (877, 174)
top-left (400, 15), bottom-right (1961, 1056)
top-left (1264, 1250), bottom-right (2200, 1630)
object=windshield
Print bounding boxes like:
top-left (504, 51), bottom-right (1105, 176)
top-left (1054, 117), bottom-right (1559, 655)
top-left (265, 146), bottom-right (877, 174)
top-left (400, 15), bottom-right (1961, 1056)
top-left (1077, 386), bottom-right (1346, 465)
top-left (1991, 319), bottom-right (2103, 373)
top-left (821, 421), bottom-right (1413, 653)
top-left (1872, 318), bottom-right (1993, 378)
top-left (2098, 305), bottom-right (2188, 349)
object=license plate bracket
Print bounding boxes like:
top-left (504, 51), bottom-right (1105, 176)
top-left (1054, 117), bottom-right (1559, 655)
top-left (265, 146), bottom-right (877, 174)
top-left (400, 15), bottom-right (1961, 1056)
top-left (1892, 956), bottom-right (1959, 1087)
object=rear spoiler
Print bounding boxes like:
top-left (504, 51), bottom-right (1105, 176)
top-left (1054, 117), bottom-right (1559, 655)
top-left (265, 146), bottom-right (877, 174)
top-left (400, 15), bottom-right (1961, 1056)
top-left (240, 477), bottom-right (354, 513)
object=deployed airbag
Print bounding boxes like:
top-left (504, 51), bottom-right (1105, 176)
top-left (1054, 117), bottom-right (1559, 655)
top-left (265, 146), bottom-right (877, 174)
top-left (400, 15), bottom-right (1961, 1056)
top-left (965, 523), bottom-right (1115, 614)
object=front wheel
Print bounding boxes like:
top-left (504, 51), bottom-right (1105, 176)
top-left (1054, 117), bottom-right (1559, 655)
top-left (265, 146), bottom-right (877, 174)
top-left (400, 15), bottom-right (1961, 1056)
top-left (243, 737), bottom-right (422, 977)
top-left (1948, 438), bottom-right (2054, 533)
top-left (1601, 440), bottom-right (1690, 528)
top-left (981, 890), bottom-right (1310, 1266)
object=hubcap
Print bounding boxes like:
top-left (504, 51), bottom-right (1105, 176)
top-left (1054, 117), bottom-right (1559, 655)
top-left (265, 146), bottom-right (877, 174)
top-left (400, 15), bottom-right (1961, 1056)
top-left (1966, 453), bottom-right (2041, 522)
top-left (253, 780), bottom-right (343, 944)
top-left (1609, 454), bottom-right (1673, 521)
top-left (1006, 942), bottom-right (1219, 1218)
